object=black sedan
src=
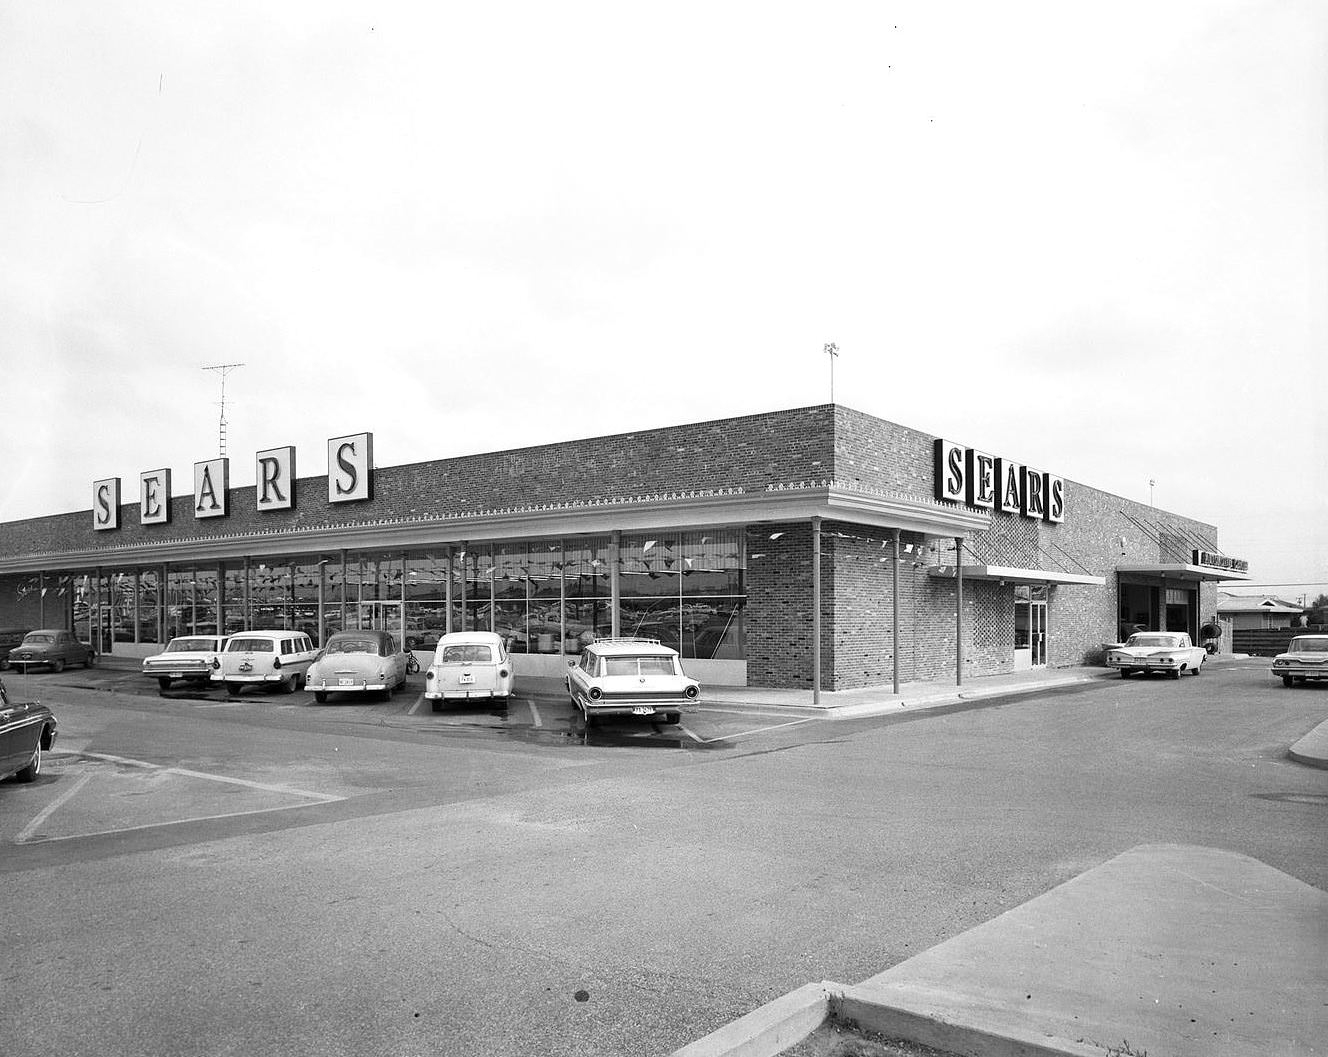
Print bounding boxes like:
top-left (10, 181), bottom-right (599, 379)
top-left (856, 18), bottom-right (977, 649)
top-left (6, 629), bottom-right (95, 673)
top-left (0, 677), bottom-right (58, 783)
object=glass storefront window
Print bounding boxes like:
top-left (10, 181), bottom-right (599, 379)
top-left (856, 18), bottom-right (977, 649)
top-left (681, 531), bottom-right (743, 596)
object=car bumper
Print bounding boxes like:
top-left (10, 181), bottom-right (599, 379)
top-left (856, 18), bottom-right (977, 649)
top-left (573, 695), bottom-right (698, 716)
top-left (1107, 658), bottom-right (1180, 670)
top-left (425, 688), bottom-right (506, 700)
top-left (145, 667), bottom-right (213, 679)
top-left (1273, 666), bottom-right (1328, 680)
top-left (211, 673), bottom-right (285, 684)
top-left (308, 680), bottom-right (390, 692)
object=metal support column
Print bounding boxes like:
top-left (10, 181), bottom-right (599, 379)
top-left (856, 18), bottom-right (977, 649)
top-left (812, 516), bottom-right (822, 705)
top-left (955, 536), bottom-right (964, 687)
top-left (445, 549), bottom-right (454, 634)
top-left (892, 529), bottom-right (901, 695)
top-left (610, 531), bottom-right (621, 638)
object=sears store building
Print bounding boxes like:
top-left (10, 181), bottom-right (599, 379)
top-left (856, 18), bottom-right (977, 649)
top-left (0, 405), bottom-right (1249, 691)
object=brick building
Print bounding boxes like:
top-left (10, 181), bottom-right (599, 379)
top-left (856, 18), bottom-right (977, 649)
top-left (0, 405), bottom-right (1249, 690)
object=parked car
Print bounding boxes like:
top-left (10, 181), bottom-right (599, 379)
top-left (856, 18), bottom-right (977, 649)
top-left (1271, 635), bottom-right (1328, 688)
top-left (0, 677), bottom-right (58, 783)
top-left (1106, 632), bottom-right (1206, 679)
top-left (6, 629), bottom-right (95, 673)
top-left (566, 636), bottom-right (700, 724)
top-left (0, 627), bottom-right (30, 671)
top-left (211, 630), bottom-right (316, 696)
top-left (424, 631), bottom-right (513, 708)
top-left (305, 629), bottom-right (409, 703)
top-left (142, 634), bottom-right (228, 692)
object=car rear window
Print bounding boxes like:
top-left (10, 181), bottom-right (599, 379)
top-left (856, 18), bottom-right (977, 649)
top-left (23, 633), bottom-right (54, 644)
top-left (326, 637), bottom-right (378, 655)
top-left (1128, 635), bottom-right (1178, 648)
top-left (604, 656), bottom-right (677, 676)
top-left (1289, 639), bottom-right (1328, 654)
top-left (166, 638), bottom-right (217, 653)
top-left (227, 637), bottom-right (274, 653)
top-left (442, 644), bottom-right (492, 663)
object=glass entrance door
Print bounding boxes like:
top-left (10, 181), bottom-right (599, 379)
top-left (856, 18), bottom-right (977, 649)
top-left (357, 601), bottom-right (404, 639)
top-left (1014, 585), bottom-right (1049, 669)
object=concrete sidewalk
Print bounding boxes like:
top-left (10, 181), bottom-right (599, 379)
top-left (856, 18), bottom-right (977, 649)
top-left (674, 844), bottom-right (1328, 1057)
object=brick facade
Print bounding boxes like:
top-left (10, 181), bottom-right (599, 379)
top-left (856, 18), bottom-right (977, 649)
top-left (0, 404), bottom-right (1232, 689)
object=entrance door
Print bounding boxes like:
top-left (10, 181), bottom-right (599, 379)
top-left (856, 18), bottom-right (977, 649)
top-left (357, 601), bottom-right (404, 640)
top-left (1013, 585), bottom-right (1049, 670)
top-left (91, 605), bottom-right (114, 654)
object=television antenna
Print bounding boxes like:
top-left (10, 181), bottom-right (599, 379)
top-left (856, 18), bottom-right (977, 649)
top-left (201, 363), bottom-right (244, 457)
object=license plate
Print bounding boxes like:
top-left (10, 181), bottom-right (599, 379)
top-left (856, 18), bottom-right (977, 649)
top-left (338, 678), bottom-right (355, 686)
top-left (632, 706), bottom-right (654, 715)
top-left (459, 673), bottom-right (474, 684)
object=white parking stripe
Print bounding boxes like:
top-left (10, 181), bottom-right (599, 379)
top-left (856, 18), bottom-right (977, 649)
top-left (691, 717), bottom-right (818, 743)
top-left (79, 751), bottom-right (343, 803)
top-left (528, 701), bottom-right (544, 728)
top-left (16, 770), bottom-right (93, 844)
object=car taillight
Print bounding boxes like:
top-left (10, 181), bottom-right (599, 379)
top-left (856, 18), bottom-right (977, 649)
top-left (499, 668), bottom-right (509, 678)
top-left (684, 685), bottom-right (699, 699)
top-left (589, 686), bottom-right (603, 700)
top-left (272, 657), bottom-right (282, 670)
top-left (426, 670), bottom-right (434, 680)
top-left (212, 658), bottom-right (220, 669)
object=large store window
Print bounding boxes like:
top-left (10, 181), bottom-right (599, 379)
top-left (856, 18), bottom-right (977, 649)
top-left (620, 531), bottom-right (745, 659)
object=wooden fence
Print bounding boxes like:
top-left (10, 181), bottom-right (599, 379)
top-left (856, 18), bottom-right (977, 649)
top-left (1233, 626), bottom-right (1327, 657)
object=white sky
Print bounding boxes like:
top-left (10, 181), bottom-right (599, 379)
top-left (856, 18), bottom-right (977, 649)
top-left (2, 1), bottom-right (1325, 596)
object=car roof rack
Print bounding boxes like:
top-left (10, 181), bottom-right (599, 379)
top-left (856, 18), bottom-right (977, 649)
top-left (591, 636), bottom-right (662, 646)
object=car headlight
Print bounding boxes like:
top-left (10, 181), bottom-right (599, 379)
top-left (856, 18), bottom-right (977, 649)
top-left (588, 686), bottom-right (603, 700)
top-left (684, 685), bottom-right (699, 700)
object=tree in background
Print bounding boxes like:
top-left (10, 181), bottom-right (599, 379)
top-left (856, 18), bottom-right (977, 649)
top-left (1307, 593), bottom-right (1328, 628)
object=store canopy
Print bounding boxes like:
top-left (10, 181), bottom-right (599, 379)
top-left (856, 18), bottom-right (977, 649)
top-left (928, 565), bottom-right (1105, 587)
top-left (1116, 562), bottom-right (1251, 583)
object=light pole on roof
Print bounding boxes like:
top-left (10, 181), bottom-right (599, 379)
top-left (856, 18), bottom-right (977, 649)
top-left (824, 342), bottom-right (839, 404)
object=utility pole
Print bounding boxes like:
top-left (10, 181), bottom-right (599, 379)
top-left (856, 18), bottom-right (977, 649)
top-left (1149, 478), bottom-right (1155, 506)
top-left (824, 342), bottom-right (839, 403)
top-left (202, 363), bottom-right (244, 457)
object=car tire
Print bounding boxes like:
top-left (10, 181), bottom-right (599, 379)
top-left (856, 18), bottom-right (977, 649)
top-left (1119, 669), bottom-right (1131, 679)
top-left (227, 682), bottom-right (242, 697)
top-left (663, 711), bottom-right (681, 725)
top-left (51, 658), bottom-right (66, 673)
top-left (0, 658), bottom-right (9, 671)
top-left (15, 742), bottom-right (41, 782)
top-left (158, 676), bottom-right (172, 692)
top-left (1192, 663), bottom-right (1202, 675)
top-left (85, 652), bottom-right (96, 669)
top-left (314, 691), bottom-right (328, 704)
top-left (1170, 669), bottom-right (1181, 680)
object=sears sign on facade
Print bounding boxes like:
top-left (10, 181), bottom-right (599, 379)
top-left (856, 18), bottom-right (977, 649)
top-left (933, 439), bottom-right (1065, 523)
top-left (93, 432), bottom-right (373, 531)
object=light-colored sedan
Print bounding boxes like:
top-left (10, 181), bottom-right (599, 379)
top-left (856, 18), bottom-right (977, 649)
top-left (1107, 632), bottom-right (1207, 679)
top-left (143, 634), bottom-right (227, 693)
top-left (1271, 635), bottom-right (1328, 688)
top-left (305, 630), bottom-right (409, 703)
top-left (424, 631), bottom-right (513, 708)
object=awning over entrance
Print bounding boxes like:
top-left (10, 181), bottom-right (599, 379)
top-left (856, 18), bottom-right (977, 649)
top-left (927, 565), bottom-right (1106, 587)
top-left (1116, 562), bottom-right (1251, 583)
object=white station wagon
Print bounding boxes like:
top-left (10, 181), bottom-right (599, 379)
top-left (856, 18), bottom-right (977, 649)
top-left (566, 637), bottom-right (700, 725)
top-left (1106, 632), bottom-right (1207, 679)
top-left (211, 630), bottom-right (317, 696)
top-left (1271, 635), bottom-right (1328, 688)
top-left (424, 631), bottom-right (513, 708)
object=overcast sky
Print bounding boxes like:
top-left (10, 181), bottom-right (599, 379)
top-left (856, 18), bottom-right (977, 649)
top-left (2, 2), bottom-right (1324, 596)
